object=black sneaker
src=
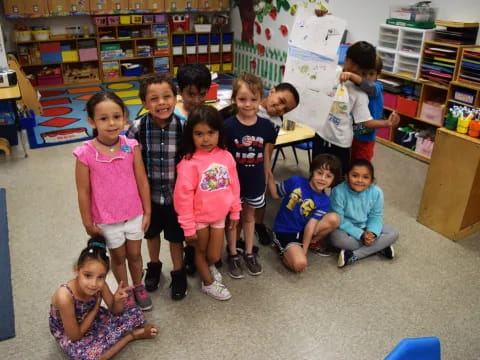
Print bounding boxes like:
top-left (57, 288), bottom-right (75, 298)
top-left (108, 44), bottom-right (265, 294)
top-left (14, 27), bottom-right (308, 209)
top-left (236, 238), bottom-right (259, 255)
top-left (170, 268), bottom-right (187, 301)
top-left (255, 223), bottom-right (273, 245)
top-left (379, 246), bottom-right (395, 259)
top-left (144, 261), bottom-right (162, 292)
top-left (227, 254), bottom-right (244, 279)
top-left (214, 259), bottom-right (223, 268)
top-left (337, 249), bottom-right (358, 268)
top-left (184, 245), bottom-right (196, 276)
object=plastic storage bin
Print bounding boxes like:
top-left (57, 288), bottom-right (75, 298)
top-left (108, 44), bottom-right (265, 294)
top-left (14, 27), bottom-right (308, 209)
top-left (198, 34), bottom-right (209, 44)
top-left (37, 74), bottom-right (63, 86)
top-left (41, 52), bottom-right (62, 63)
top-left (79, 48), bottom-right (98, 61)
top-left (222, 33), bottom-right (233, 43)
top-left (185, 34), bottom-right (196, 45)
top-left (377, 127), bottom-right (391, 140)
top-left (420, 102), bottom-right (444, 126)
top-left (397, 96), bottom-right (418, 117)
top-left (39, 42), bottom-right (61, 53)
top-left (383, 92), bottom-right (398, 109)
top-left (205, 82), bottom-right (218, 101)
top-left (61, 50), bottom-right (79, 62)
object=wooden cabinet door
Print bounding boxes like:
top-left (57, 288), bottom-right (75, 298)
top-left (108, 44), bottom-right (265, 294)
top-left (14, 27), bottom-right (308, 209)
top-left (69, 0), bottom-right (91, 13)
top-left (217, 0), bottom-right (229, 9)
top-left (165, 0), bottom-right (196, 11)
top-left (48, 0), bottom-right (69, 15)
top-left (128, 0), bottom-right (146, 10)
top-left (147, 0), bottom-right (165, 11)
top-left (24, 0), bottom-right (49, 16)
top-left (197, 0), bottom-right (218, 10)
top-left (3, 0), bottom-right (25, 15)
top-left (90, 0), bottom-right (128, 12)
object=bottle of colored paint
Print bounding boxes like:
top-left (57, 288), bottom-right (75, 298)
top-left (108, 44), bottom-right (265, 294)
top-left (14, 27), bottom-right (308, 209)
top-left (444, 109), bottom-right (458, 130)
top-left (457, 112), bottom-right (472, 134)
top-left (468, 120), bottom-right (480, 138)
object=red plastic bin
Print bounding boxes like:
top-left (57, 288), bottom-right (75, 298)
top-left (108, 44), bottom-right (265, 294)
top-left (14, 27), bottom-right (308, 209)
top-left (383, 92), bottom-right (398, 110)
top-left (39, 42), bottom-right (61, 53)
top-left (396, 96), bottom-right (418, 118)
top-left (222, 52), bottom-right (233, 62)
top-left (37, 75), bottom-right (63, 86)
top-left (210, 53), bottom-right (220, 62)
top-left (198, 54), bottom-right (208, 63)
top-left (186, 55), bottom-right (197, 64)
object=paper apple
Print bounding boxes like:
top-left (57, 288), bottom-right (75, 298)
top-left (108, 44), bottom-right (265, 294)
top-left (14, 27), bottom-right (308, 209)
top-left (255, 21), bottom-right (261, 35)
top-left (256, 43), bottom-right (265, 56)
top-left (250, 59), bottom-right (257, 70)
top-left (265, 28), bottom-right (271, 40)
top-left (269, 7), bottom-right (277, 20)
top-left (279, 25), bottom-right (288, 37)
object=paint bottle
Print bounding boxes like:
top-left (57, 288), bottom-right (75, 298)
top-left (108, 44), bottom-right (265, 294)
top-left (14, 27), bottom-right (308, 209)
top-left (457, 112), bottom-right (473, 134)
top-left (468, 120), bottom-right (480, 138)
top-left (444, 108), bottom-right (458, 130)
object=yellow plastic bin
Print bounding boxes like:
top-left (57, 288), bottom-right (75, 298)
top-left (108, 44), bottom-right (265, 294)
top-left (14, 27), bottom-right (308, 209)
top-left (120, 16), bottom-right (131, 24)
top-left (62, 50), bottom-right (79, 62)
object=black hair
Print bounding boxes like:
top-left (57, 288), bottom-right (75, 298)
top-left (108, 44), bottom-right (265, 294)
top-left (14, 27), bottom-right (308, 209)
top-left (139, 73), bottom-right (177, 102)
top-left (76, 236), bottom-right (110, 272)
top-left (348, 158), bottom-right (375, 181)
top-left (374, 54), bottom-right (383, 74)
top-left (180, 104), bottom-right (227, 159)
top-left (86, 91), bottom-right (126, 138)
top-left (345, 41), bottom-right (376, 70)
top-left (309, 154), bottom-right (343, 187)
top-left (177, 64), bottom-right (212, 92)
top-left (274, 82), bottom-right (300, 106)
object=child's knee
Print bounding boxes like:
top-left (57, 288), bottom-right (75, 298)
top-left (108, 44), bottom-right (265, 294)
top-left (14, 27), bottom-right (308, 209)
top-left (126, 251), bottom-right (141, 262)
top-left (325, 212), bottom-right (340, 228)
top-left (207, 254), bottom-right (221, 264)
top-left (288, 258), bottom-right (307, 273)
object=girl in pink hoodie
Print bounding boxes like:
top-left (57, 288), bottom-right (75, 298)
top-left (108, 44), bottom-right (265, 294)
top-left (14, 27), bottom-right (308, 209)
top-left (174, 105), bottom-right (241, 300)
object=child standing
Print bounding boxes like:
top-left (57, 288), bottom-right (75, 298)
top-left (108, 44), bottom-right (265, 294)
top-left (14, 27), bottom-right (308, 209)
top-left (330, 159), bottom-right (399, 267)
top-left (174, 105), bottom-right (241, 300)
top-left (224, 72), bottom-right (277, 278)
top-left (126, 74), bottom-right (187, 300)
top-left (342, 56), bottom-right (400, 161)
top-left (74, 91), bottom-right (152, 311)
top-left (49, 236), bottom-right (157, 360)
top-left (174, 64), bottom-right (212, 276)
top-left (268, 154), bottom-right (341, 272)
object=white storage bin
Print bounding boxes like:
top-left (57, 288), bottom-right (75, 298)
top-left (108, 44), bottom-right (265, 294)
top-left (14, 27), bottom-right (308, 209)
top-left (210, 44), bottom-right (220, 53)
top-left (197, 45), bottom-right (208, 53)
top-left (222, 44), bottom-right (232, 52)
top-left (186, 46), bottom-right (196, 54)
top-left (173, 46), bottom-right (183, 55)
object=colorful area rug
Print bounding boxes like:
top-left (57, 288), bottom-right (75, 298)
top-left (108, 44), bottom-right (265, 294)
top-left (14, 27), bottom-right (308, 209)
top-left (27, 81), bottom-right (143, 149)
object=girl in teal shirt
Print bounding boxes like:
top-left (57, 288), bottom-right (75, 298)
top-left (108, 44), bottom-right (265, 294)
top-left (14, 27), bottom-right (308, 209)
top-left (330, 159), bottom-right (398, 267)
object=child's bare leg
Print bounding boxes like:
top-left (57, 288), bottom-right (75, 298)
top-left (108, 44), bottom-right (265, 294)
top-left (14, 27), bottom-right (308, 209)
top-left (147, 235), bottom-right (161, 263)
top-left (99, 326), bottom-right (158, 360)
top-left (195, 228), bottom-right (213, 285)
top-left (109, 245), bottom-right (129, 285)
top-left (126, 239), bottom-right (143, 285)
top-left (226, 219), bottom-right (238, 255)
top-left (207, 228), bottom-right (225, 265)
top-left (283, 245), bottom-right (308, 273)
top-left (312, 213), bottom-right (340, 243)
top-left (170, 242), bottom-right (184, 271)
top-left (242, 204), bottom-right (256, 254)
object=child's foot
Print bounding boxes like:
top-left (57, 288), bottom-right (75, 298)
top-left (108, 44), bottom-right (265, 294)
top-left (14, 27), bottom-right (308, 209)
top-left (227, 254), bottom-right (244, 279)
top-left (244, 253), bottom-right (263, 275)
top-left (144, 261), bottom-right (162, 292)
top-left (170, 269), bottom-right (187, 301)
top-left (209, 264), bottom-right (222, 283)
top-left (201, 280), bottom-right (232, 301)
top-left (124, 288), bottom-right (136, 308)
top-left (255, 223), bottom-right (273, 245)
top-left (337, 249), bottom-right (358, 268)
top-left (131, 324), bottom-right (158, 340)
top-left (309, 241), bottom-right (333, 256)
top-left (134, 284), bottom-right (153, 311)
top-left (379, 245), bottom-right (395, 259)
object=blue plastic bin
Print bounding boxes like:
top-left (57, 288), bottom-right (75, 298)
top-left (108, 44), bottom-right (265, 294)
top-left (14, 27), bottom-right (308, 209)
top-left (172, 35), bottom-right (184, 45)
top-left (210, 34), bottom-right (220, 44)
top-left (222, 33), bottom-right (233, 43)
top-left (385, 337), bottom-right (441, 360)
top-left (185, 34), bottom-right (196, 45)
top-left (198, 34), bottom-right (209, 44)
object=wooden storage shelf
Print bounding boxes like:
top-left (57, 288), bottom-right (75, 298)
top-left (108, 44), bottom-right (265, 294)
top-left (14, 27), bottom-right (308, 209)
top-left (456, 47), bottom-right (480, 86)
top-left (376, 137), bottom-right (430, 163)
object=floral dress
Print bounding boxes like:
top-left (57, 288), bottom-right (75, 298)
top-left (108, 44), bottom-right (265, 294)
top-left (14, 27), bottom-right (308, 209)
top-left (49, 284), bottom-right (145, 360)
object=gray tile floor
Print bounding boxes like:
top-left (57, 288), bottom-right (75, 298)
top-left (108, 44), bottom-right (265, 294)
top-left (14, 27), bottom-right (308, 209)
top-left (0, 141), bottom-right (479, 360)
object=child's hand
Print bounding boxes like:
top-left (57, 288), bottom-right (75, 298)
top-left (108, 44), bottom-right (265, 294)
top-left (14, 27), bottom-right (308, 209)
top-left (114, 281), bottom-right (130, 303)
top-left (85, 223), bottom-right (103, 237)
top-left (339, 72), bottom-right (351, 83)
top-left (362, 231), bottom-right (376, 246)
top-left (386, 112), bottom-right (400, 127)
top-left (185, 235), bottom-right (197, 245)
top-left (94, 292), bottom-right (102, 309)
top-left (142, 213), bottom-right (151, 233)
top-left (228, 219), bottom-right (239, 231)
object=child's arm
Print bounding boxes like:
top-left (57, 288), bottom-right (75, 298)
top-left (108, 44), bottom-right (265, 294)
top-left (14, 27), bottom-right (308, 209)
top-left (133, 146), bottom-right (151, 233)
top-left (75, 160), bottom-right (102, 236)
top-left (339, 72), bottom-right (377, 97)
top-left (264, 142), bottom-right (275, 184)
top-left (331, 187), bottom-right (364, 240)
top-left (53, 287), bottom-right (101, 341)
top-left (365, 187), bottom-right (384, 238)
top-left (227, 154), bottom-right (241, 231)
top-left (267, 172), bottom-right (280, 199)
top-left (101, 281), bottom-right (128, 314)
top-left (362, 111), bottom-right (400, 129)
top-left (173, 161), bottom-right (197, 242)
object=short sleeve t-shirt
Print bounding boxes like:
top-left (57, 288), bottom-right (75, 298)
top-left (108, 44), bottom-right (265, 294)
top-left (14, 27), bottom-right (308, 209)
top-left (273, 176), bottom-right (330, 233)
top-left (224, 115), bottom-right (277, 198)
top-left (354, 81), bottom-right (384, 142)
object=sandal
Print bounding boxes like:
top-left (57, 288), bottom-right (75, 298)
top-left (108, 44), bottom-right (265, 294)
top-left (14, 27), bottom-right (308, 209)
top-left (131, 323), bottom-right (157, 340)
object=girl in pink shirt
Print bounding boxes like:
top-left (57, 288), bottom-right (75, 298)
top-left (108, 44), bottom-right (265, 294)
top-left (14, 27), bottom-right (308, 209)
top-left (174, 105), bottom-right (241, 300)
top-left (74, 91), bottom-right (152, 311)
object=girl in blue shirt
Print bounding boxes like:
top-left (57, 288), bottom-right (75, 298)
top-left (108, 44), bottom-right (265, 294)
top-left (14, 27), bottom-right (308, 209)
top-left (330, 159), bottom-right (399, 267)
top-left (268, 154), bottom-right (342, 273)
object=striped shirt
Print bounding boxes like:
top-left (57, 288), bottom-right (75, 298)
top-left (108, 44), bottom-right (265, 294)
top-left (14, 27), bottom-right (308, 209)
top-left (126, 112), bottom-right (183, 205)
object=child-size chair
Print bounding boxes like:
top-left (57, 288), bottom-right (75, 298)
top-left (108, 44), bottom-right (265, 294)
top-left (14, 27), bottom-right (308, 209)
top-left (384, 337), bottom-right (441, 360)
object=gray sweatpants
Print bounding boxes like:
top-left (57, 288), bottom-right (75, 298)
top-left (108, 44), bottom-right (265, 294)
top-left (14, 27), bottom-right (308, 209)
top-left (330, 225), bottom-right (399, 260)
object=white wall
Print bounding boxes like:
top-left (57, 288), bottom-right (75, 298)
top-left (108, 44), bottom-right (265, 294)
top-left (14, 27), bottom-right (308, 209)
top-left (230, 0), bottom-right (480, 50)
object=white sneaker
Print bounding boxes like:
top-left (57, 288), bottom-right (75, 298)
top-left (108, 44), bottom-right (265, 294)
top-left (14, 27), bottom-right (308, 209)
top-left (201, 280), bottom-right (232, 301)
top-left (209, 264), bottom-right (222, 283)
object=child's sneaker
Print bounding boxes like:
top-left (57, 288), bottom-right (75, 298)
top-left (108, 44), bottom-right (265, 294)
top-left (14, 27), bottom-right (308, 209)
top-left (170, 269), bottom-right (187, 301)
top-left (255, 223), bottom-right (273, 245)
top-left (244, 253), bottom-right (263, 275)
top-left (379, 245), bottom-right (395, 259)
top-left (133, 284), bottom-right (153, 311)
top-left (144, 261), bottom-right (162, 292)
top-left (124, 288), bottom-right (136, 308)
top-left (209, 264), bottom-right (222, 283)
top-left (309, 241), bottom-right (333, 256)
top-left (201, 280), bottom-right (232, 301)
top-left (227, 254), bottom-right (244, 279)
top-left (337, 249), bottom-right (358, 268)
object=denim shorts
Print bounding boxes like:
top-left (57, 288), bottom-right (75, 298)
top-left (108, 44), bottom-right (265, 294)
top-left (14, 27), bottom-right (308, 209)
top-left (145, 203), bottom-right (184, 243)
top-left (273, 231), bottom-right (304, 253)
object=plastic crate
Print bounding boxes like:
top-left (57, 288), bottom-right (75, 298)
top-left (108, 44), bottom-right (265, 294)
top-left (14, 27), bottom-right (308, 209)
top-left (198, 34), bottom-right (209, 44)
top-left (172, 34), bottom-right (184, 45)
top-left (120, 16), bottom-right (131, 24)
top-left (185, 34), bottom-right (196, 45)
top-left (62, 50), bottom-right (79, 62)
top-left (397, 96), bottom-right (418, 117)
top-left (222, 33), bottom-right (233, 43)
top-left (79, 48), bottom-right (98, 61)
top-left (108, 16), bottom-right (119, 25)
top-left (41, 52), bottom-right (62, 63)
top-left (122, 66), bottom-right (143, 76)
top-left (39, 42), bottom-right (61, 53)
top-left (420, 102), bottom-right (444, 126)
top-left (210, 33), bottom-right (220, 44)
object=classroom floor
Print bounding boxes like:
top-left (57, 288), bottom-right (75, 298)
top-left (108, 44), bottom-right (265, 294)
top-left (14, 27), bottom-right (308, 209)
top-left (0, 138), bottom-right (479, 360)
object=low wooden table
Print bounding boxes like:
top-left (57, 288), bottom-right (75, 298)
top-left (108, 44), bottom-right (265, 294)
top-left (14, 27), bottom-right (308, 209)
top-left (272, 124), bottom-right (316, 170)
